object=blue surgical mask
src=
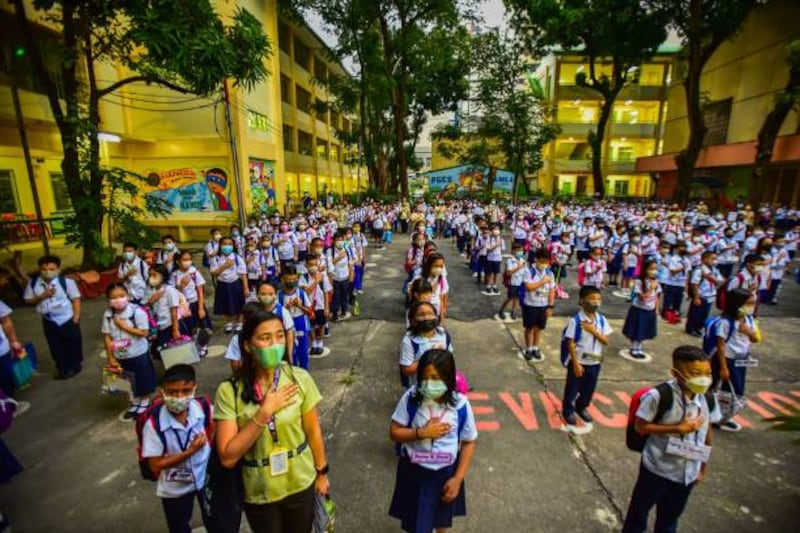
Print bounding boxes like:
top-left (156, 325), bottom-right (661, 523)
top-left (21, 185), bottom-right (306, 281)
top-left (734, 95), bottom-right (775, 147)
top-left (221, 245), bottom-right (234, 255)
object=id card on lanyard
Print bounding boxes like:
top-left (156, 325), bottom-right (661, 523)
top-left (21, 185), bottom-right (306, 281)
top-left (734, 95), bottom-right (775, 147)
top-left (665, 399), bottom-right (711, 463)
top-left (410, 405), bottom-right (453, 466)
top-left (165, 428), bottom-right (196, 484)
top-left (256, 368), bottom-right (290, 477)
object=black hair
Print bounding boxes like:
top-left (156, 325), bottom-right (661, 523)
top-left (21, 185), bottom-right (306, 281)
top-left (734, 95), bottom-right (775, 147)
top-left (638, 258), bottom-right (658, 284)
top-left (410, 278), bottom-right (434, 297)
top-left (534, 248), bottom-right (551, 261)
top-left (305, 253), bottom-right (319, 264)
top-left (238, 310), bottom-right (286, 404)
top-left (123, 242), bottom-right (138, 251)
top-left (743, 253), bottom-right (760, 265)
top-left (701, 250), bottom-right (717, 260)
top-left (579, 285), bottom-right (601, 300)
top-left (412, 349), bottom-right (457, 408)
top-left (672, 345), bottom-right (707, 366)
top-left (105, 282), bottom-right (128, 298)
top-left (407, 300), bottom-right (438, 331)
top-left (281, 264), bottom-right (298, 277)
top-left (162, 364), bottom-right (196, 385)
top-left (38, 255), bottom-right (62, 267)
top-left (722, 288), bottom-right (751, 319)
top-left (511, 241), bottom-right (524, 250)
top-left (210, 228), bottom-right (220, 235)
top-left (161, 234), bottom-right (175, 243)
top-left (178, 250), bottom-right (192, 260)
top-left (241, 301), bottom-right (266, 322)
top-left (422, 252), bottom-right (445, 279)
top-left (150, 264), bottom-right (170, 280)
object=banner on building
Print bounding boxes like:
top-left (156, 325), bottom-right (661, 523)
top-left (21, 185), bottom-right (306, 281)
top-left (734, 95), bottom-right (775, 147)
top-left (249, 158), bottom-right (276, 209)
top-left (424, 165), bottom-right (515, 194)
top-left (143, 166), bottom-right (233, 212)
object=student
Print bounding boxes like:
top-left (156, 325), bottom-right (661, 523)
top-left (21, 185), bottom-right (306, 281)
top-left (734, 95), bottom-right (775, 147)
top-left (103, 283), bottom-right (157, 419)
top-left (562, 285), bottom-right (613, 429)
top-left (244, 239), bottom-right (264, 293)
top-left (275, 221), bottom-right (299, 270)
top-left (622, 259), bottom-right (662, 360)
top-left (520, 249), bottom-right (556, 363)
top-left (156, 235), bottom-right (180, 273)
top-left (230, 224), bottom-right (245, 255)
top-left (622, 233), bottom-right (642, 290)
top-left (0, 292), bottom-right (30, 414)
top-left (765, 234), bottom-right (789, 304)
top-left (169, 251), bottom-right (211, 351)
top-left (583, 246), bottom-right (607, 289)
top-left (117, 243), bottom-right (149, 304)
top-left (405, 279), bottom-right (434, 328)
top-left (711, 289), bottom-right (760, 432)
top-left (210, 237), bottom-right (249, 334)
top-left (415, 253), bottom-right (449, 325)
top-left (327, 232), bottom-right (354, 321)
top-left (550, 232), bottom-right (572, 286)
top-left (299, 255), bottom-right (331, 357)
top-left (474, 224), bottom-right (490, 284)
top-left (482, 224), bottom-right (504, 295)
top-left (204, 228), bottom-right (222, 278)
top-left (399, 302), bottom-right (454, 388)
top-left (225, 296), bottom-right (294, 373)
top-left (145, 264), bottom-right (184, 357)
top-left (685, 251), bottom-right (723, 337)
top-left (214, 311), bottom-right (329, 532)
top-left (621, 345), bottom-right (720, 533)
top-left (497, 242), bottom-right (527, 322)
top-left (23, 255), bottom-right (83, 380)
top-left (662, 241), bottom-right (691, 320)
top-left (278, 266), bottom-right (313, 370)
top-left (259, 235), bottom-right (280, 287)
top-left (389, 349), bottom-right (477, 533)
top-left (351, 223), bottom-right (369, 294)
top-left (141, 364), bottom-right (212, 533)
top-left (726, 253), bottom-right (765, 307)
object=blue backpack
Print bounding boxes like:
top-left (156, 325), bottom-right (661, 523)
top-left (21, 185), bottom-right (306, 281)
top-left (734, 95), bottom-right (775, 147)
top-left (400, 331), bottom-right (453, 387)
top-left (559, 313), bottom-right (606, 367)
top-left (518, 267), bottom-right (553, 306)
top-left (395, 391), bottom-right (468, 456)
top-left (702, 316), bottom-right (736, 357)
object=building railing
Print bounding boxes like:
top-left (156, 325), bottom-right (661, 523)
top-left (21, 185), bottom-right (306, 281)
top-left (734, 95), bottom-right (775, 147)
top-left (0, 214), bottom-right (68, 248)
top-left (554, 159), bottom-right (592, 172)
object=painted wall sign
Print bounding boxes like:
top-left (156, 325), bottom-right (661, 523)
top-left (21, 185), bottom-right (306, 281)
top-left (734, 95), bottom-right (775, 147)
top-left (144, 166), bottom-right (232, 212)
top-left (425, 165), bottom-right (515, 194)
top-left (249, 158), bottom-right (276, 209)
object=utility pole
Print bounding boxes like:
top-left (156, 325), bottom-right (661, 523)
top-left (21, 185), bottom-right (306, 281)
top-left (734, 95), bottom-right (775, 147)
top-left (222, 80), bottom-right (248, 232)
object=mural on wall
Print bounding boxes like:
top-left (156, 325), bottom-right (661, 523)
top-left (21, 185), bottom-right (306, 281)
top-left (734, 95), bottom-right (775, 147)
top-left (425, 165), bottom-right (514, 195)
top-left (144, 167), bottom-right (232, 212)
top-left (249, 158), bottom-right (276, 209)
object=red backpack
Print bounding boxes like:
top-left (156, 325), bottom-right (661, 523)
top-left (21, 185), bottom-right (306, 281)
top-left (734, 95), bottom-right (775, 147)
top-left (135, 396), bottom-right (213, 481)
top-left (577, 262), bottom-right (586, 286)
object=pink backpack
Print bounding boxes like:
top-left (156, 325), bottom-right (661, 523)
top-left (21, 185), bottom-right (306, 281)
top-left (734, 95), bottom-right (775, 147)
top-left (455, 371), bottom-right (469, 395)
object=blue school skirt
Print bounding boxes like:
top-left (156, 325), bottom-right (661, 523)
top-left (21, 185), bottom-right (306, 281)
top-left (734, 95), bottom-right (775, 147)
top-left (118, 352), bottom-right (157, 397)
top-left (622, 306), bottom-right (657, 341)
top-left (389, 457), bottom-right (466, 533)
top-left (214, 279), bottom-right (245, 316)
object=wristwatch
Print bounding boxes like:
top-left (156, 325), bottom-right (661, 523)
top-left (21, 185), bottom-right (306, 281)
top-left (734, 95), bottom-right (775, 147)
top-left (316, 464), bottom-right (330, 476)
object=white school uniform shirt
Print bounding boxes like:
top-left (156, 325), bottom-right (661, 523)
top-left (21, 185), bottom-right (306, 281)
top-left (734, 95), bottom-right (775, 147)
top-left (299, 272), bottom-right (331, 311)
top-left (624, 243), bottom-right (641, 269)
top-left (522, 267), bottom-right (555, 307)
top-left (327, 247), bottom-right (352, 281)
top-left (486, 235), bottom-right (504, 261)
top-left (564, 311), bottom-right (613, 365)
top-left (664, 254), bottom-right (691, 287)
top-left (726, 268), bottom-right (761, 296)
top-left (101, 303), bottom-right (150, 359)
top-left (716, 237), bottom-right (739, 265)
top-left (411, 273), bottom-right (449, 316)
top-left (690, 265), bottom-right (722, 301)
top-left (398, 328), bottom-right (454, 387)
top-left (575, 225), bottom-right (590, 251)
top-left (641, 235), bottom-right (659, 256)
top-left (244, 250), bottom-right (264, 280)
top-left (770, 248), bottom-right (790, 279)
top-left (0, 301), bottom-right (12, 356)
top-left (552, 242), bottom-right (571, 266)
top-left (785, 230), bottom-right (798, 252)
top-left (584, 258), bottom-right (606, 287)
top-left (155, 247), bottom-right (180, 272)
top-left (144, 285), bottom-right (181, 330)
top-left (275, 232), bottom-right (298, 261)
top-left (141, 400), bottom-right (212, 498)
top-left (506, 257), bottom-right (527, 286)
top-left (511, 219), bottom-right (529, 240)
top-left (204, 240), bottom-right (220, 261)
top-left (23, 275), bottom-right (80, 325)
top-left (118, 258), bottom-right (149, 301)
top-left (638, 380), bottom-right (721, 486)
top-left (210, 253), bottom-right (246, 283)
top-left (391, 387), bottom-right (478, 470)
top-left (588, 228), bottom-right (607, 249)
top-left (632, 279), bottom-right (662, 311)
top-left (716, 315), bottom-right (756, 359)
top-left (686, 241), bottom-right (704, 267)
top-left (169, 267), bottom-right (206, 304)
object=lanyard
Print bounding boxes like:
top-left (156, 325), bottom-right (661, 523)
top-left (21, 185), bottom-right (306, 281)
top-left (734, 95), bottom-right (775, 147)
top-left (255, 368), bottom-right (282, 445)
top-left (172, 427), bottom-right (194, 452)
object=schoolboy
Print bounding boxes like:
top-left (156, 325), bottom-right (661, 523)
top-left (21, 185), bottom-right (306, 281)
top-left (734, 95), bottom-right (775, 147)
top-left (141, 364), bottom-right (212, 533)
top-left (117, 242), bottom-right (149, 303)
top-left (685, 251), bottom-right (722, 337)
top-left (22, 256), bottom-right (83, 379)
top-left (496, 242), bottom-right (527, 322)
top-left (622, 346), bottom-right (720, 533)
top-left (278, 266), bottom-right (313, 369)
top-left (520, 249), bottom-right (556, 363)
top-left (562, 285), bottom-right (612, 429)
top-left (300, 254), bottom-right (332, 356)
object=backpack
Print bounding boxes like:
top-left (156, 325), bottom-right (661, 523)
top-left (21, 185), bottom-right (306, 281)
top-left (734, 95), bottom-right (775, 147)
top-left (559, 313), bottom-right (606, 367)
top-left (716, 273), bottom-right (744, 310)
top-left (577, 262), bottom-right (586, 286)
top-left (28, 273), bottom-right (69, 294)
top-left (135, 396), bottom-right (213, 481)
top-left (395, 391), bottom-right (468, 456)
top-left (626, 383), bottom-right (716, 452)
top-left (401, 331), bottom-right (453, 387)
top-left (517, 267), bottom-right (552, 306)
top-left (702, 316), bottom-right (736, 357)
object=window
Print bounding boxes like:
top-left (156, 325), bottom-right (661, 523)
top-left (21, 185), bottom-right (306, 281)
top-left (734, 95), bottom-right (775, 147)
top-left (330, 144), bottom-right (340, 162)
top-left (557, 102), bottom-right (597, 123)
top-left (283, 126), bottom-right (294, 152)
top-left (342, 118), bottom-right (351, 133)
top-left (316, 139), bottom-right (328, 160)
top-left (330, 109), bottom-right (340, 129)
top-left (314, 98), bottom-right (328, 122)
top-left (616, 146), bottom-right (634, 162)
top-left (703, 98), bottom-right (732, 146)
top-left (295, 86), bottom-right (312, 114)
top-left (298, 130), bottom-right (313, 156)
top-left (314, 57), bottom-right (328, 82)
top-left (0, 11), bottom-right (65, 99)
top-left (613, 180), bottom-right (629, 196)
top-left (0, 170), bottom-right (18, 213)
top-left (278, 22), bottom-right (291, 54)
top-left (294, 38), bottom-right (311, 71)
top-left (50, 173), bottom-right (72, 211)
top-left (280, 75), bottom-right (292, 104)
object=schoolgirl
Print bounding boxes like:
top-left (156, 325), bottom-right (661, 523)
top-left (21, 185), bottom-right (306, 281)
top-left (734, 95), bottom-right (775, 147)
top-left (144, 264), bottom-right (185, 358)
top-left (299, 255), bottom-right (331, 357)
top-left (399, 303), bottom-right (455, 388)
top-left (210, 236), bottom-right (249, 334)
top-left (416, 253), bottom-right (449, 325)
top-left (274, 221), bottom-right (299, 270)
top-left (244, 239), bottom-right (264, 293)
top-left (155, 234), bottom-right (180, 273)
top-left (169, 251), bottom-right (211, 351)
top-left (622, 259), bottom-right (662, 360)
top-left (259, 235), bottom-right (280, 287)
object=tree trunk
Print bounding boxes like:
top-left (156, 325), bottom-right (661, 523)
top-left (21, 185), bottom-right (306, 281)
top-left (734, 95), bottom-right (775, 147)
top-left (590, 99), bottom-right (614, 199)
top-left (393, 87), bottom-right (408, 198)
top-left (486, 165), bottom-right (497, 196)
top-left (675, 58), bottom-right (707, 205)
top-left (752, 64), bottom-right (800, 179)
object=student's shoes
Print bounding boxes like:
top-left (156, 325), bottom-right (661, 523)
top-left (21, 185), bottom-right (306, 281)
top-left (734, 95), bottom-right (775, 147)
top-left (528, 349), bottom-right (544, 363)
top-left (496, 312), bottom-right (508, 321)
top-left (123, 406), bottom-right (140, 420)
top-left (509, 311), bottom-right (518, 321)
top-left (12, 401), bottom-right (30, 418)
top-left (563, 413), bottom-right (578, 426)
top-left (719, 420), bottom-right (742, 432)
top-left (482, 289), bottom-right (494, 296)
top-left (577, 408), bottom-right (594, 423)
top-left (523, 349), bottom-right (535, 362)
top-left (631, 351), bottom-right (647, 360)
top-left (198, 346), bottom-right (209, 358)
top-left (472, 272), bottom-right (479, 278)
top-left (223, 322), bottom-right (235, 334)
top-left (340, 312), bottom-right (352, 320)
top-left (234, 323), bottom-right (243, 333)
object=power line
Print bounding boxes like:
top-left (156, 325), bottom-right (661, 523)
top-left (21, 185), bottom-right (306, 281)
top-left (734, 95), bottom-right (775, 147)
top-left (98, 96), bottom-right (220, 113)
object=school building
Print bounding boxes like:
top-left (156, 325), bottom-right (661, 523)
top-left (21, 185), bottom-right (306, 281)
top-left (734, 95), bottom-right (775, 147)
top-left (636, 0), bottom-right (800, 205)
top-left (535, 48), bottom-right (677, 198)
top-left (0, 0), bottom-right (362, 253)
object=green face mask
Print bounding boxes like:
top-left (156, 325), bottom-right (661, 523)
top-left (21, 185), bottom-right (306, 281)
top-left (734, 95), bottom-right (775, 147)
top-left (254, 343), bottom-right (285, 369)
top-left (419, 379), bottom-right (448, 401)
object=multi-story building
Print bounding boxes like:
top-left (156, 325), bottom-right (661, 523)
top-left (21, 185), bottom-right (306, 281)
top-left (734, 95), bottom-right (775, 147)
top-left (0, 1), bottom-right (361, 253)
top-left (636, 0), bottom-right (800, 205)
top-left (536, 48), bottom-right (677, 197)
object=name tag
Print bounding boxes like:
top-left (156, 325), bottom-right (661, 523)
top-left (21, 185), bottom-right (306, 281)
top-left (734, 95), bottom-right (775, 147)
top-left (582, 352), bottom-right (604, 363)
top-left (409, 451), bottom-right (453, 466)
top-left (734, 357), bottom-right (758, 368)
top-left (665, 437), bottom-right (712, 463)
top-left (164, 466), bottom-right (194, 484)
top-left (269, 448), bottom-right (289, 477)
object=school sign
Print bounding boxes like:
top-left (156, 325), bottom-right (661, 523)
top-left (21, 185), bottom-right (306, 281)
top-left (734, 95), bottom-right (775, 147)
top-left (423, 165), bottom-right (515, 195)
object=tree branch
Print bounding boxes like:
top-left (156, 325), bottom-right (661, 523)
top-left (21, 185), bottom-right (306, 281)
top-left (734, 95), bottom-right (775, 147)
top-left (96, 75), bottom-right (192, 98)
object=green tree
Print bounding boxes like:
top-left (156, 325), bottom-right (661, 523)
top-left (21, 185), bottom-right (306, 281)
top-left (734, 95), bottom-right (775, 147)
top-left (506, 0), bottom-right (668, 198)
top-left (647, 0), bottom-right (759, 202)
top-left (12, 0), bottom-right (271, 268)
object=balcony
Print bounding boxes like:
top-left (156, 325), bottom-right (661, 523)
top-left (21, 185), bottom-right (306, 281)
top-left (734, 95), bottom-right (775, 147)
top-left (558, 123), bottom-right (595, 136)
top-left (609, 123), bottom-right (658, 138)
top-left (558, 84), bottom-right (663, 102)
top-left (606, 160), bottom-right (637, 173)
top-left (554, 159), bottom-right (592, 172)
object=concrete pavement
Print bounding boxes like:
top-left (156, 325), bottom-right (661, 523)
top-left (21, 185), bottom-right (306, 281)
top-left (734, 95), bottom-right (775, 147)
top-left (0, 235), bottom-right (798, 532)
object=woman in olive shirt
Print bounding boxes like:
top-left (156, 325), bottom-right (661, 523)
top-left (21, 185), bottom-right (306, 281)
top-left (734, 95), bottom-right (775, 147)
top-left (214, 311), bottom-right (330, 532)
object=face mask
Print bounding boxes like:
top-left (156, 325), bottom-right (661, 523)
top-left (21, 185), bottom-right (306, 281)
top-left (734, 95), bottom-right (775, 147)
top-left (231, 230), bottom-right (240, 237)
top-left (163, 393), bottom-right (194, 414)
top-left (308, 266), bottom-right (318, 274)
top-left (416, 319), bottom-right (437, 333)
top-left (335, 242), bottom-right (344, 249)
top-left (584, 302), bottom-right (600, 312)
top-left (632, 237), bottom-right (640, 243)
top-left (739, 304), bottom-right (755, 316)
top-left (212, 233), bottom-right (222, 241)
top-left (430, 267), bottom-right (443, 277)
top-left (255, 343), bottom-right (285, 369)
top-left (180, 260), bottom-right (192, 270)
top-left (262, 241), bottom-right (272, 248)
top-left (221, 245), bottom-right (234, 255)
top-left (149, 276), bottom-right (162, 287)
top-left (281, 226), bottom-right (289, 232)
top-left (249, 223), bottom-right (256, 228)
top-left (354, 229), bottom-right (361, 234)
top-left (259, 295), bottom-right (276, 306)
top-left (536, 263), bottom-right (549, 271)
top-left (693, 237), bottom-right (702, 243)
top-left (123, 251), bottom-right (135, 262)
top-left (515, 252), bottom-right (525, 259)
top-left (164, 243), bottom-right (175, 251)
top-left (299, 225), bottom-right (307, 231)
top-left (41, 270), bottom-right (58, 281)
top-left (312, 248), bottom-right (323, 254)
top-left (492, 230), bottom-right (500, 236)
top-left (110, 297), bottom-right (128, 310)
top-left (647, 270), bottom-right (658, 279)
top-left (419, 379), bottom-right (448, 401)
top-left (283, 281), bottom-right (298, 290)
top-left (676, 371), bottom-right (712, 396)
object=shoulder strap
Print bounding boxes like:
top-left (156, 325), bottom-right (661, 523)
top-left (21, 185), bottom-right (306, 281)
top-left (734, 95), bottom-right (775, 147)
top-left (409, 336), bottom-right (421, 356)
top-left (405, 393), bottom-right (419, 428)
top-left (653, 383), bottom-right (674, 424)
top-left (704, 390), bottom-right (717, 414)
top-left (444, 331), bottom-right (452, 349)
top-left (29, 272), bottom-right (40, 289)
top-left (573, 314), bottom-right (582, 343)
top-left (139, 259), bottom-right (146, 279)
top-left (57, 274), bottom-right (68, 292)
top-left (196, 396), bottom-right (213, 434)
top-left (149, 404), bottom-right (168, 450)
top-left (457, 404), bottom-right (468, 438)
